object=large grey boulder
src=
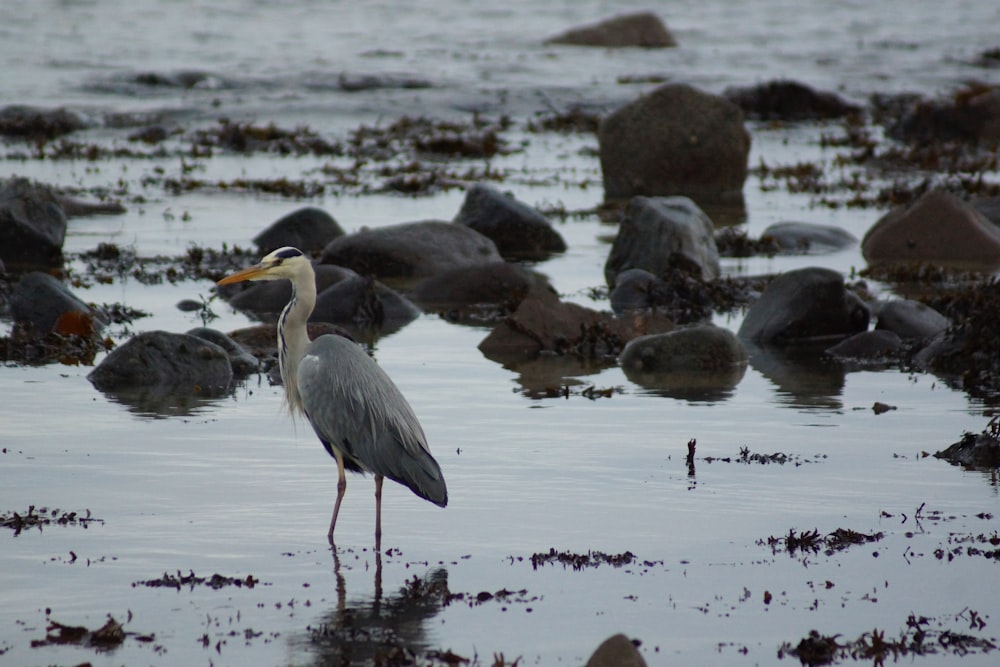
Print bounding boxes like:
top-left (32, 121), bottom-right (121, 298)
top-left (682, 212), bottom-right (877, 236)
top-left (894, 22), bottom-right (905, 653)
top-left (253, 207), bottom-right (344, 255)
top-left (410, 261), bottom-right (546, 311)
top-left (604, 196), bottom-right (720, 286)
top-left (862, 189), bottom-right (1000, 267)
top-left (738, 267), bottom-right (869, 344)
top-left (319, 220), bottom-right (502, 282)
top-left (0, 178), bottom-right (68, 271)
top-left (546, 11), bottom-right (675, 48)
top-left (11, 271), bottom-right (100, 334)
top-left (88, 330), bottom-right (233, 393)
top-left (453, 184), bottom-right (566, 261)
top-left (599, 84), bottom-right (750, 204)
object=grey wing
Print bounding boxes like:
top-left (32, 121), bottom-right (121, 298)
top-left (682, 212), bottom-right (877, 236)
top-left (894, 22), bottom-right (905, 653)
top-left (296, 334), bottom-right (447, 507)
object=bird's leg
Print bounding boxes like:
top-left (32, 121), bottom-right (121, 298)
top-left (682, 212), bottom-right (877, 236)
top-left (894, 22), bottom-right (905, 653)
top-left (327, 453), bottom-right (348, 546)
top-left (374, 474), bottom-right (384, 551)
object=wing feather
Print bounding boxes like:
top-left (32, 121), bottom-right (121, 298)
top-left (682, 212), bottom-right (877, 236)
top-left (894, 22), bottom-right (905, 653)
top-left (296, 334), bottom-right (447, 506)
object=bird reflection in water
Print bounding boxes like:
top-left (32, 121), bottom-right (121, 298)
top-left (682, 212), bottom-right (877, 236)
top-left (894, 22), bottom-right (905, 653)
top-left (301, 548), bottom-right (452, 665)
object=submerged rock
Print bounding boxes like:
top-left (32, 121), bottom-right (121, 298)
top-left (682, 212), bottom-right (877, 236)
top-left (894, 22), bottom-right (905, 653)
top-left (825, 330), bottom-right (903, 362)
top-left (875, 299), bottom-right (949, 339)
top-left (861, 189), bottom-right (1000, 267)
top-left (0, 105), bottom-right (89, 140)
top-left (619, 325), bottom-right (747, 397)
top-left (604, 196), bottom-right (720, 285)
top-left (453, 184), bottom-right (566, 261)
top-left (760, 221), bottom-right (857, 255)
top-left (738, 267), bottom-right (869, 344)
top-left (0, 178), bottom-right (68, 271)
top-left (724, 80), bottom-right (861, 120)
top-left (253, 207), bottom-right (345, 255)
top-left (935, 430), bottom-right (1000, 469)
top-left (410, 261), bottom-right (546, 311)
top-left (599, 84), bottom-right (750, 205)
top-left (319, 220), bottom-right (502, 282)
top-left (88, 330), bottom-right (233, 393)
top-left (890, 84), bottom-right (1000, 144)
top-left (478, 291), bottom-right (672, 362)
top-left (546, 11), bottom-right (675, 48)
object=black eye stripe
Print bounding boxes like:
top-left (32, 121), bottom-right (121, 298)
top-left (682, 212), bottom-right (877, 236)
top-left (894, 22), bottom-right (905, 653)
top-left (274, 247), bottom-right (303, 259)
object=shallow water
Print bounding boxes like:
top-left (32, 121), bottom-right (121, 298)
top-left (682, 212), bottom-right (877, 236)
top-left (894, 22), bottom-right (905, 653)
top-left (3, 1), bottom-right (1000, 665)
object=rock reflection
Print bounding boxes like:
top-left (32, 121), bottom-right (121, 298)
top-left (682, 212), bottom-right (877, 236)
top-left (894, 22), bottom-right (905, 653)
top-left (744, 341), bottom-right (846, 410)
top-left (623, 363), bottom-right (747, 402)
top-left (93, 383), bottom-right (230, 418)
top-left (480, 347), bottom-right (615, 399)
top-left (300, 549), bottom-right (451, 666)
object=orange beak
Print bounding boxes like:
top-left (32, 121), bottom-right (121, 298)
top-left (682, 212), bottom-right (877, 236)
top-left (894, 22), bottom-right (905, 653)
top-left (216, 263), bottom-right (271, 286)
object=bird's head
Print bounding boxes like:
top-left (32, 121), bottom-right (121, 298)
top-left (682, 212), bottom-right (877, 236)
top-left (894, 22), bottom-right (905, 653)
top-left (216, 246), bottom-right (311, 285)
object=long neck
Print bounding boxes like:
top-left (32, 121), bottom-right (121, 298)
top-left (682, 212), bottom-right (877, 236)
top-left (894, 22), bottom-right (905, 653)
top-left (277, 265), bottom-right (316, 414)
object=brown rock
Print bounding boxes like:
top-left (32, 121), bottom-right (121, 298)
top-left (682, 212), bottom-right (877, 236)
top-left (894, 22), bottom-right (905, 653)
top-left (546, 12), bottom-right (675, 48)
top-left (861, 189), bottom-right (1000, 267)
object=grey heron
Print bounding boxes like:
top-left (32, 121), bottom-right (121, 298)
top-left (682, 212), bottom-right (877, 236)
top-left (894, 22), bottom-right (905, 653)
top-left (217, 247), bottom-right (447, 546)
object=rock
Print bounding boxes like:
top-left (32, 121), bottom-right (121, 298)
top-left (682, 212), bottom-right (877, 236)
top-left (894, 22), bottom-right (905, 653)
top-left (11, 271), bottom-right (101, 334)
top-left (621, 325), bottom-right (747, 372)
top-left (55, 193), bottom-right (126, 217)
top-left (875, 299), bottom-right (949, 339)
top-left (0, 105), bottom-right (89, 140)
top-left (224, 264), bottom-right (356, 320)
top-left (609, 266), bottom-right (717, 324)
top-left (546, 11), bottom-right (675, 48)
top-left (312, 274), bottom-right (420, 334)
top-left (585, 633), bottom-right (648, 667)
top-left (760, 222), bottom-right (857, 254)
top-left (186, 327), bottom-right (260, 376)
top-left (410, 261), bottom-right (546, 310)
top-left (226, 322), bottom-right (349, 362)
top-left (478, 290), bottom-right (672, 362)
top-left (620, 325), bottom-right (747, 398)
top-left (610, 269), bottom-right (668, 314)
top-left (598, 84), bottom-right (750, 205)
top-left (861, 189), bottom-right (1000, 267)
top-left (825, 330), bottom-right (903, 361)
top-left (737, 267), bottom-right (869, 344)
top-left (87, 331), bottom-right (233, 393)
top-left (724, 80), bottom-right (861, 120)
top-left (253, 207), bottom-right (345, 255)
top-left (604, 196), bottom-right (720, 285)
top-left (972, 195), bottom-right (1000, 226)
top-left (319, 220), bottom-right (502, 283)
top-left (935, 431), bottom-right (1000, 469)
top-left (891, 84), bottom-right (1000, 144)
top-left (0, 177), bottom-right (68, 271)
top-left (453, 184), bottom-right (566, 261)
